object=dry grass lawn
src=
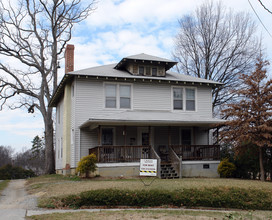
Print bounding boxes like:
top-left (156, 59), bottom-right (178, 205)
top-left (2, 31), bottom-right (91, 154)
top-left (26, 174), bottom-right (272, 198)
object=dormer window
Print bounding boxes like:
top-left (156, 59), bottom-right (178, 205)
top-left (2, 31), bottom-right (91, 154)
top-left (139, 66), bottom-right (144, 75)
top-left (152, 68), bottom-right (157, 76)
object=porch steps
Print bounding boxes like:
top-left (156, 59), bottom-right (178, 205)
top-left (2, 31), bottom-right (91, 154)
top-left (160, 163), bottom-right (179, 179)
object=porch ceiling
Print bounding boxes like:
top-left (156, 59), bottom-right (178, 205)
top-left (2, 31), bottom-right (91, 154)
top-left (79, 110), bottom-right (225, 129)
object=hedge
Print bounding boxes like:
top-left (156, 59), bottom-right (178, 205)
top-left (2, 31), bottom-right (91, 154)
top-left (0, 164), bottom-right (36, 180)
top-left (41, 187), bottom-right (272, 210)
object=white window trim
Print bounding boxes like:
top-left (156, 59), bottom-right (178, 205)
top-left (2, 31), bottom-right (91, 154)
top-left (171, 86), bottom-right (197, 112)
top-left (103, 82), bottom-right (133, 110)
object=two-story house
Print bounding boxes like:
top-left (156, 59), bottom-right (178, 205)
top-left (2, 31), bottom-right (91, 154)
top-left (49, 45), bottom-right (224, 178)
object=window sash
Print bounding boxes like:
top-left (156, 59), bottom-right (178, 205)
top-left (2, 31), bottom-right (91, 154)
top-left (173, 88), bottom-right (183, 110)
top-left (139, 66), bottom-right (144, 75)
top-left (120, 85), bottom-right (131, 108)
top-left (186, 88), bottom-right (195, 111)
top-left (105, 84), bottom-right (117, 108)
top-left (152, 68), bottom-right (157, 76)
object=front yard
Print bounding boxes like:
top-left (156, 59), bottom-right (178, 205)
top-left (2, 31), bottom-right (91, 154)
top-left (25, 175), bottom-right (272, 219)
top-left (26, 174), bottom-right (272, 198)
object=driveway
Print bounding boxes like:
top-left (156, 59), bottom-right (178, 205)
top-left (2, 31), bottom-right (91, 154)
top-left (0, 179), bottom-right (38, 220)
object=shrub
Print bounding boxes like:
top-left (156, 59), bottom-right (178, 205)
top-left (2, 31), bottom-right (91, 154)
top-left (0, 164), bottom-right (36, 179)
top-left (76, 154), bottom-right (97, 178)
top-left (218, 158), bottom-right (236, 178)
top-left (43, 187), bottom-right (272, 210)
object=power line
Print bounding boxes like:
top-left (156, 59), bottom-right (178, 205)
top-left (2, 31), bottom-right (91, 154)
top-left (258, 0), bottom-right (272, 14)
top-left (248, 0), bottom-right (272, 39)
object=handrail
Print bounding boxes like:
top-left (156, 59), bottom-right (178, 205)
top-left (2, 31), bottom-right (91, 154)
top-left (150, 146), bottom-right (161, 178)
top-left (171, 145), bottom-right (220, 160)
top-left (168, 146), bottom-right (182, 178)
top-left (90, 145), bottom-right (151, 163)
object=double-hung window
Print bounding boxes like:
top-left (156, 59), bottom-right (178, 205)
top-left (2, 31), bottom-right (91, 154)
top-left (186, 88), bottom-right (195, 111)
top-left (120, 85), bottom-right (131, 108)
top-left (173, 88), bottom-right (183, 110)
top-left (173, 87), bottom-right (196, 111)
top-left (105, 83), bottom-right (131, 109)
top-left (105, 84), bottom-right (117, 108)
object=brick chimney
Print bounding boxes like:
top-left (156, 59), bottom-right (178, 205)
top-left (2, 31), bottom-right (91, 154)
top-left (64, 44), bottom-right (75, 74)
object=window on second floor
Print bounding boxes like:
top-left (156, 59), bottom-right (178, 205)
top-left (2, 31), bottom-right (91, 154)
top-left (186, 88), bottom-right (195, 111)
top-left (173, 87), bottom-right (196, 111)
top-left (105, 83), bottom-right (131, 109)
top-left (173, 88), bottom-right (183, 110)
top-left (120, 85), bottom-right (131, 109)
top-left (105, 84), bottom-right (117, 108)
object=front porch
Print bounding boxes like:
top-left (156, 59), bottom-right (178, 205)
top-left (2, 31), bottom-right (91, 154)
top-left (81, 124), bottom-right (220, 178)
top-left (89, 145), bottom-right (220, 163)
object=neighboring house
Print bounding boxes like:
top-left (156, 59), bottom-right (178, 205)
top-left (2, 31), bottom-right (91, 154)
top-left (49, 45), bottom-right (224, 178)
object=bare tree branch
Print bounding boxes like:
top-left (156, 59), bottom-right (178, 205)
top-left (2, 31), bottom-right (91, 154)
top-left (172, 1), bottom-right (262, 114)
top-left (0, 0), bottom-right (96, 174)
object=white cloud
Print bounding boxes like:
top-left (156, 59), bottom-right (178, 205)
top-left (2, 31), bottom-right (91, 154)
top-left (1, 0), bottom-right (272, 152)
top-left (86, 0), bottom-right (194, 29)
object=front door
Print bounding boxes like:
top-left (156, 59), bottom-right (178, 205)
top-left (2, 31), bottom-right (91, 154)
top-left (137, 127), bottom-right (150, 146)
top-left (137, 127), bottom-right (151, 159)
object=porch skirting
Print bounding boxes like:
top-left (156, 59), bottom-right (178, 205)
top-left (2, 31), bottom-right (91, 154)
top-left (181, 160), bottom-right (220, 178)
top-left (96, 162), bottom-right (140, 177)
top-left (56, 161), bottom-right (220, 178)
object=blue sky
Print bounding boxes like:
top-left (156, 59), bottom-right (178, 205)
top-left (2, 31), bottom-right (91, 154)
top-left (1, 0), bottom-right (272, 153)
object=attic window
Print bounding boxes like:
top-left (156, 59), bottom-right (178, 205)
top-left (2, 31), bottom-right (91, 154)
top-left (152, 67), bottom-right (157, 76)
top-left (139, 66), bottom-right (144, 75)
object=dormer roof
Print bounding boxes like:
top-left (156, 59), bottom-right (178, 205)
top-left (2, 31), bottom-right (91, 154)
top-left (114, 53), bottom-right (177, 71)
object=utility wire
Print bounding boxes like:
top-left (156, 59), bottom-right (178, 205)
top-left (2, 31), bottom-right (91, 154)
top-left (258, 0), bottom-right (272, 14)
top-left (248, 0), bottom-right (272, 39)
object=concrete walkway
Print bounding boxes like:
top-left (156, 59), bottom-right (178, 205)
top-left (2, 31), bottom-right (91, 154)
top-left (0, 179), bottom-right (38, 220)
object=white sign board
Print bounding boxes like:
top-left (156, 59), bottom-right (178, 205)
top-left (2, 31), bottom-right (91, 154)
top-left (140, 159), bottom-right (157, 176)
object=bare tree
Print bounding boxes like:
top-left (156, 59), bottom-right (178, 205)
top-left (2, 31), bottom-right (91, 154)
top-left (0, 0), bottom-right (96, 174)
top-left (0, 145), bottom-right (13, 167)
top-left (173, 1), bottom-right (261, 112)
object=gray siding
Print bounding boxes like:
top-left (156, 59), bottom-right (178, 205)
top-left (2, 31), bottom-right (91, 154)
top-left (80, 128), bottom-right (98, 158)
top-left (71, 78), bottom-right (213, 165)
top-left (134, 83), bottom-right (170, 110)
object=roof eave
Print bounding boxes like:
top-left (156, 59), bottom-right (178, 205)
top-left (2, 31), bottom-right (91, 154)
top-left (48, 74), bottom-right (73, 107)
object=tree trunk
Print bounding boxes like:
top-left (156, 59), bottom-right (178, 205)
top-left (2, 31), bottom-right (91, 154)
top-left (259, 147), bottom-right (265, 181)
top-left (44, 114), bottom-right (55, 174)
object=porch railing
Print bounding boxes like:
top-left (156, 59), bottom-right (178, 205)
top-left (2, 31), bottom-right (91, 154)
top-left (170, 145), bottom-right (220, 160)
top-left (89, 145), bottom-right (151, 163)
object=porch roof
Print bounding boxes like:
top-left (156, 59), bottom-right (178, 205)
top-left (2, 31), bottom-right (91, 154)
top-left (80, 110), bottom-right (225, 129)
